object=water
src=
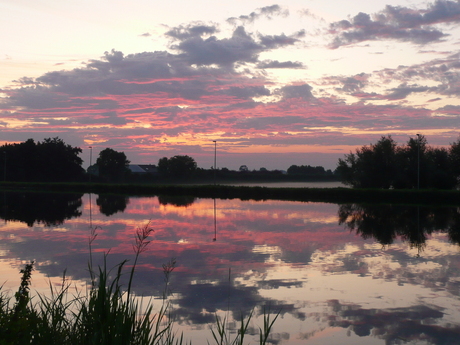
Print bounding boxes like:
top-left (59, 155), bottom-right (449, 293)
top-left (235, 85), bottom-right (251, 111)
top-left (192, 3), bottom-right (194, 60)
top-left (0, 192), bottom-right (459, 344)
top-left (221, 181), bottom-right (347, 188)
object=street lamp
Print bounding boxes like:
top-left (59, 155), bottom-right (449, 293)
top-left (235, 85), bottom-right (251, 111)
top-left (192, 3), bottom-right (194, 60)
top-left (213, 140), bottom-right (217, 185)
top-left (416, 134), bottom-right (421, 189)
top-left (89, 146), bottom-right (93, 183)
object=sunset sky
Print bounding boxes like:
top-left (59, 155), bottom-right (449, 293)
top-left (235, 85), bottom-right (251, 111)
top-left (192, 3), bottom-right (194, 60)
top-left (2, 0), bottom-right (460, 170)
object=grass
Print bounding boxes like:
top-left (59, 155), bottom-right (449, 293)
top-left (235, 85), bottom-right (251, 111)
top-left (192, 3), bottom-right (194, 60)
top-left (0, 222), bottom-right (279, 345)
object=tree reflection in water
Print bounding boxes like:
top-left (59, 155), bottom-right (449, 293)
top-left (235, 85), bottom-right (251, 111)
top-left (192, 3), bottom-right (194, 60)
top-left (338, 204), bottom-right (460, 254)
top-left (158, 195), bottom-right (196, 207)
top-left (96, 194), bottom-right (130, 216)
top-left (0, 192), bottom-right (82, 227)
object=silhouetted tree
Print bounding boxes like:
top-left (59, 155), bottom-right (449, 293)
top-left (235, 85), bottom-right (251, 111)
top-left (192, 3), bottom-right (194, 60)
top-left (287, 164), bottom-right (327, 175)
top-left (449, 137), bottom-right (460, 184)
top-left (158, 155), bottom-right (197, 179)
top-left (96, 148), bottom-right (130, 182)
top-left (337, 136), bottom-right (397, 188)
top-left (0, 137), bottom-right (84, 182)
top-left (337, 135), bottom-right (459, 189)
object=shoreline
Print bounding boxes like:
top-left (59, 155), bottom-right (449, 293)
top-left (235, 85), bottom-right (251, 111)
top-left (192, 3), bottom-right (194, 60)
top-left (0, 181), bottom-right (459, 206)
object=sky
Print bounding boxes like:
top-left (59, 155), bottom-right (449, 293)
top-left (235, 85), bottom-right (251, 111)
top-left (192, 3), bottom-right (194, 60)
top-left (1, 0), bottom-right (460, 170)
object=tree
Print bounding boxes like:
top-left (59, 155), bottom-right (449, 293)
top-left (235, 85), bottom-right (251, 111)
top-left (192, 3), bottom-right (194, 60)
top-left (287, 165), bottom-right (326, 175)
top-left (337, 136), bottom-right (397, 188)
top-left (96, 148), bottom-right (130, 182)
top-left (37, 137), bottom-right (85, 182)
top-left (425, 147), bottom-right (457, 189)
top-left (337, 135), bottom-right (460, 189)
top-left (449, 137), bottom-right (460, 186)
top-left (157, 155), bottom-right (197, 178)
top-left (0, 137), bottom-right (84, 182)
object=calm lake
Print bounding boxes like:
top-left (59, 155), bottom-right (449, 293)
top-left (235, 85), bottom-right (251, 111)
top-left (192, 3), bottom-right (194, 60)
top-left (0, 192), bottom-right (459, 344)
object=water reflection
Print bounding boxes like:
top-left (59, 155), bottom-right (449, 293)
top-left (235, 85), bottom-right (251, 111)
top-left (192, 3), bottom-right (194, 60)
top-left (327, 301), bottom-right (460, 343)
top-left (0, 192), bottom-right (82, 226)
top-left (96, 194), bottom-right (130, 216)
top-left (0, 193), bottom-right (459, 344)
top-left (157, 195), bottom-right (196, 207)
top-left (338, 204), bottom-right (460, 254)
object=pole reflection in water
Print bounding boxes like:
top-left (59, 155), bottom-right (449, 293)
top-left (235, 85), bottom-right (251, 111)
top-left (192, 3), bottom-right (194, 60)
top-left (0, 194), bottom-right (459, 344)
top-left (213, 198), bottom-right (217, 242)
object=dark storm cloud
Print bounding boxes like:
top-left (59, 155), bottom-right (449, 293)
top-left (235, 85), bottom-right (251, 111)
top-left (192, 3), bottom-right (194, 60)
top-left (257, 60), bottom-right (304, 69)
top-left (227, 4), bottom-right (289, 24)
top-left (328, 0), bottom-right (460, 48)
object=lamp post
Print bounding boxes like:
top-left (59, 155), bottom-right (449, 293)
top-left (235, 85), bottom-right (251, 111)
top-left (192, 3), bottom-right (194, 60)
top-left (213, 140), bottom-right (217, 185)
top-left (3, 151), bottom-right (6, 182)
top-left (416, 134), bottom-right (421, 189)
top-left (89, 146), bottom-right (92, 183)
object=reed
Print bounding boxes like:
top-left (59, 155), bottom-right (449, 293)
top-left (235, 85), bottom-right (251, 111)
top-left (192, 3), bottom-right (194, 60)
top-left (0, 222), bottom-right (278, 345)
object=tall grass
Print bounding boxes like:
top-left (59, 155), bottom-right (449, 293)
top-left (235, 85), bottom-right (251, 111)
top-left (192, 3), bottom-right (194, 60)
top-left (0, 222), bottom-right (279, 345)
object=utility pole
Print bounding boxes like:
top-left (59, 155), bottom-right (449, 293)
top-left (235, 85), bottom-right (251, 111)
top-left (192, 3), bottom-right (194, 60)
top-left (89, 146), bottom-right (92, 183)
top-left (213, 140), bottom-right (217, 185)
top-left (416, 134), bottom-right (421, 189)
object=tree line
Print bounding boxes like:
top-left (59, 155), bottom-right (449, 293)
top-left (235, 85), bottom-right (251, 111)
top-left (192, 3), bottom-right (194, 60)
top-left (336, 135), bottom-right (460, 189)
top-left (0, 137), bottom-right (336, 183)
top-left (9, 135), bottom-right (460, 188)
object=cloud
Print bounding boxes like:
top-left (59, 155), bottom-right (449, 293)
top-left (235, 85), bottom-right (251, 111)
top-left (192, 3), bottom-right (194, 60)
top-left (1, 8), bottom-right (459, 168)
top-left (258, 30), bottom-right (304, 49)
top-left (276, 83), bottom-right (315, 101)
top-left (227, 4), bottom-right (289, 24)
top-left (385, 83), bottom-right (431, 100)
top-left (336, 73), bottom-right (370, 93)
top-left (165, 22), bottom-right (218, 40)
top-left (168, 26), bottom-right (301, 68)
top-left (170, 26), bottom-right (262, 67)
top-left (328, 0), bottom-right (460, 48)
top-left (257, 60), bottom-right (304, 69)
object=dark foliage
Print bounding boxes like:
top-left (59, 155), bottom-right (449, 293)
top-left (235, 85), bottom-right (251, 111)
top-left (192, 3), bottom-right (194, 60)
top-left (287, 165), bottom-right (330, 175)
top-left (0, 192), bottom-right (83, 227)
top-left (158, 155), bottom-right (197, 179)
top-left (337, 135), bottom-right (460, 189)
top-left (96, 148), bottom-right (130, 182)
top-left (0, 137), bottom-right (84, 182)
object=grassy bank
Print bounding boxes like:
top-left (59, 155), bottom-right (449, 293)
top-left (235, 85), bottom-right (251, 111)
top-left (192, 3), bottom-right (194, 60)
top-left (1, 181), bottom-right (460, 205)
